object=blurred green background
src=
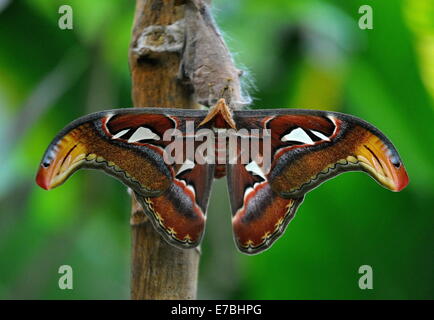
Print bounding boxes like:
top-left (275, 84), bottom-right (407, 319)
top-left (0, 0), bottom-right (433, 299)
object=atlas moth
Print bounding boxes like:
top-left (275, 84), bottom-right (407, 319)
top-left (36, 99), bottom-right (409, 254)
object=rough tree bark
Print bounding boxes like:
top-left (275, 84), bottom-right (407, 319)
top-left (128, 0), bottom-right (198, 300)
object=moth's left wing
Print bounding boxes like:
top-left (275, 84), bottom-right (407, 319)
top-left (35, 108), bottom-right (214, 248)
top-left (228, 109), bottom-right (409, 254)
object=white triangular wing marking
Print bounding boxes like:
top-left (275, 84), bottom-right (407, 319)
top-left (176, 159), bottom-right (195, 176)
top-left (310, 130), bottom-right (330, 141)
top-left (128, 127), bottom-right (160, 142)
top-left (245, 161), bottom-right (266, 180)
top-left (111, 129), bottom-right (130, 140)
top-left (281, 127), bottom-right (314, 144)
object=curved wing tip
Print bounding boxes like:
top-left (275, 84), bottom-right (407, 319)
top-left (36, 166), bottom-right (50, 190)
top-left (393, 167), bottom-right (409, 192)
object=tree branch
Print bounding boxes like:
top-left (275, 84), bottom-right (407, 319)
top-left (128, 0), bottom-right (244, 299)
top-left (129, 0), bottom-right (198, 300)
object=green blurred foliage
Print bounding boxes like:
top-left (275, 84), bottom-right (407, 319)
top-left (0, 0), bottom-right (432, 299)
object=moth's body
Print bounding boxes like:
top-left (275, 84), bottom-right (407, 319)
top-left (36, 99), bottom-right (408, 254)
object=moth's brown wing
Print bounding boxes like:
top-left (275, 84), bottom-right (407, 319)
top-left (227, 157), bottom-right (304, 254)
top-left (234, 109), bottom-right (409, 198)
top-left (36, 108), bottom-right (214, 248)
top-left (135, 129), bottom-right (216, 248)
top-left (134, 158), bottom-right (215, 248)
top-left (227, 109), bottom-right (409, 254)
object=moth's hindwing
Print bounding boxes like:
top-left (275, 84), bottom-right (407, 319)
top-left (226, 109), bottom-right (408, 254)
